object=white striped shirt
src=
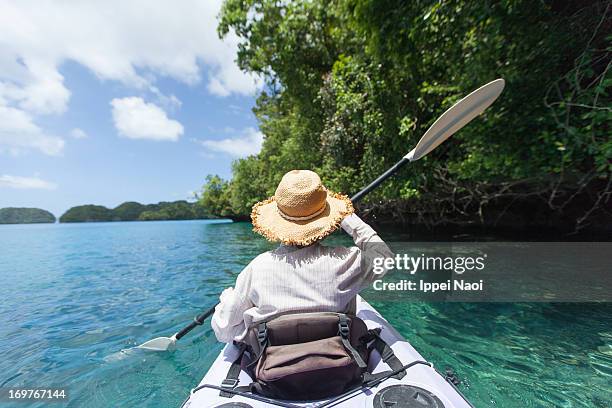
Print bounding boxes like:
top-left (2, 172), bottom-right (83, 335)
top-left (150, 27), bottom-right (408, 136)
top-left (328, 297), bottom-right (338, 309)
top-left (211, 214), bottom-right (391, 343)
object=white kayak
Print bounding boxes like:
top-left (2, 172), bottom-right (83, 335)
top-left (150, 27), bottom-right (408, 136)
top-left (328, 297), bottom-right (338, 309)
top-left (182, 296), bottom-right (473, 408)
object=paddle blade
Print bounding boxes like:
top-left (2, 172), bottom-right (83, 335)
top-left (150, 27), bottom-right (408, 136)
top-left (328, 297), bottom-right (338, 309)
top-left (137, 336), bottom-right (176, 351)
top-left (406, 78), bottom-right (505, 161)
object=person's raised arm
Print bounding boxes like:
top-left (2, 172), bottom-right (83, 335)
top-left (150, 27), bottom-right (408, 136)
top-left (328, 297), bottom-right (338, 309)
top-left (341, 213), bottom-right (394, 286)
top-left (211, 263), bottom-right (254, 343)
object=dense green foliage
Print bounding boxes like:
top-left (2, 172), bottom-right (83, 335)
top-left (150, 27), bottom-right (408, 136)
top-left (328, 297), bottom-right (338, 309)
top-left (198, 175), bottom-right (235, 218)
top-left (138, 201), bottom-right (210, 221)
top-left (0, 207), bottom-right (56, 224)
top-left (59, 201), bottom-right (210, 223)
top-left (113, 201), bottom-right (148, 220)
top-left (201, 0), bottom-right (610, 230)
top-left (60, 205), bottom-right (115, 223)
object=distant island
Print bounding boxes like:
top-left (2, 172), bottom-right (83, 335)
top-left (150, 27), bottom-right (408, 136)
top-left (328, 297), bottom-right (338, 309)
top-left (59, 200), bottom-right (212, 223)
top-left (0, 207), bottom-right (56, 224)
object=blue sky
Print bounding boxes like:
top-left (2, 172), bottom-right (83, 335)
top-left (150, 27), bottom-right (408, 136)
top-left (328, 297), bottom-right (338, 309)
top-left (0, 1), bottom-right (263, 217)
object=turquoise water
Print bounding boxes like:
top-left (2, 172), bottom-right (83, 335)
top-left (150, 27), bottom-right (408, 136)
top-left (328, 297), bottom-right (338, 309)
top-left (0, 220), bottom-right (610, 407)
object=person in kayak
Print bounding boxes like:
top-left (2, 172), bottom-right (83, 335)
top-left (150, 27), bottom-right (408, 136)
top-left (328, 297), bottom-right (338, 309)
top-left (211, 169), bottom-right (392, 343)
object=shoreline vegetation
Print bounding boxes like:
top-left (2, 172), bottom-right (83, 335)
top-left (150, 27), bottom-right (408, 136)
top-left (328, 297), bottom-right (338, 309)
top-left (4, 3), bottom-right (609, 234)
top-left (0, 207), bottom-right (56, 224)
top-left (196, 1), bottom-right (610, 235)
top-left (58, 201), bottom-right (212, 223)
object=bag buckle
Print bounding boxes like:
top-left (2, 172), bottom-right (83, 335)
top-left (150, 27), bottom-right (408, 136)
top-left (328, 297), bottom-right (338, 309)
top-left (221, 378), bottom-right (238, 389)
top-left (257, 323), bottom-right (268, 345)
top-left (338, 321), bottom-right (350, 337)
top-left (381, 346), bottom-right (395, 362)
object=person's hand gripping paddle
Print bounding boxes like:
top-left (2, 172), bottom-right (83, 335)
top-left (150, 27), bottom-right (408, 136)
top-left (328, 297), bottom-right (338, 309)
top-left (137, 78), bottom-right (505, 351)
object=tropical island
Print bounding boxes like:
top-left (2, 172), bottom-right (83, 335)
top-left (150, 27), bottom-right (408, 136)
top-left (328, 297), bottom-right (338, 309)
top-left (0, 207), bottom-right (56, 224)
top-left (59, 200), bottom-right (211, 223)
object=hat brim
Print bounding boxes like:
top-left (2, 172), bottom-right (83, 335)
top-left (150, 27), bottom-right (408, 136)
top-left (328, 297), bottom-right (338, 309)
top-left (251, 192), bottom-right (354, 246)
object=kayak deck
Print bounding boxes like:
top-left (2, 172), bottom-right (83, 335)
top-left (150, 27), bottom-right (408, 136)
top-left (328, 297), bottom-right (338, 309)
top-left (183, 296), bottom-right (472, 408)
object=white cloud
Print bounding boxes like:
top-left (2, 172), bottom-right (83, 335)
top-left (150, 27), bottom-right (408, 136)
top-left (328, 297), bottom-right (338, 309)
top-left (0, 0), bottom-right (261, 113)
top-left (0, 105), bottom-right (64, 155)
top-left (111, 97), bottom-right (183, 141)
top-left (70, 128), bottom-right (88, 139)
top-left (149, 86), bottom-right (182, 111)
top-left (0, 174), bottom-right (57, 190)
top-left (199, 127), bottom-right (264, 158)
top-left (0, 1), bottom-right (262, 155)
top-left (0, 59), bottom-right (71, 115)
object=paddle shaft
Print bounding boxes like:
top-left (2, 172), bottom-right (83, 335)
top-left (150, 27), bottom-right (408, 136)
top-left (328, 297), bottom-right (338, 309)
top-left (175, 303), bottom-right (219, 340)
top-left (350, 156), bottom-right (410, 202)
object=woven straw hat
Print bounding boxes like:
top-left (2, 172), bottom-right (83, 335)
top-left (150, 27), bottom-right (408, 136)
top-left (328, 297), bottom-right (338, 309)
top-left (251, 170), bottom-right (354, 246)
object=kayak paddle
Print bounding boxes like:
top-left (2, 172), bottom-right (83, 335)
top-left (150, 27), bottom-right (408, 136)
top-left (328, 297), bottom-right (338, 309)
top-left (137, 78), bottom-right (505, 351)
top-left (137, 304), bottom-right (218, 351)
top-left (351, 78), bottom-right (505, 201)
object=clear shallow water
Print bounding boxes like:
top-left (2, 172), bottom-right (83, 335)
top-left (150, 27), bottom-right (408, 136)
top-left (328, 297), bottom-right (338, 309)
top-left (0, 220), bottom-right (610, 407)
